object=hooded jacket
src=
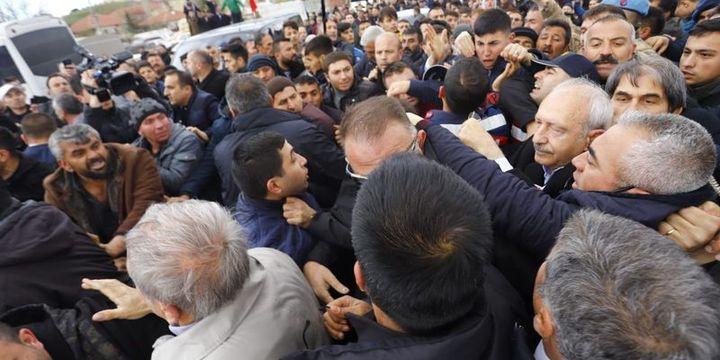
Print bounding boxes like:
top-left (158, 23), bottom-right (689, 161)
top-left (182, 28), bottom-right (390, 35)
top-left (0, 200), bottom-right (127, 309)
top-left (214, 107), bottom-right (345, 208)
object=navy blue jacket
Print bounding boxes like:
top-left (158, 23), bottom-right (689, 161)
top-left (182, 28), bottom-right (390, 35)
top-left (23, 144), bottom-right (56, 168)
top-left (234, 192), bottom-right (319, 265)
top-left (422, 122), bottom-right (716, 257)
top-left (178, 101), bottom-right (232, 200)
top-left (426, 110), bottom-right (466, 125)
top-left (170, 89), bottom-right (220, 131)
top-left (214, 107), bottom-right (345, 207)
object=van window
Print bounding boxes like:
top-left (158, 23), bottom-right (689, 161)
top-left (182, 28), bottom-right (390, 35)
top-left (11, 26), bottom-right (81, 76)
top-left (0, 46), bottom-right (24, 82)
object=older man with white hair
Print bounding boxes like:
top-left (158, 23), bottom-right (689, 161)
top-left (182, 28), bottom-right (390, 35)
top-left (354, 25), bottom-right (384, 78)
top-left (83, 200), bottom-right (328, 360)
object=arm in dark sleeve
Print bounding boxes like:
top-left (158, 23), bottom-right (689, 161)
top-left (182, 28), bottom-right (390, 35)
top-left (498, 74), bottom-right (539, 130)
top-left (203, 97), bottom-right (221, 130)
top-left (305, 240), bottom-right (338, 267)
top-left (295, 125), bottom-right (346, 182)
top-left (663, 38), bottom-right (684, 63)
top-left (179, 118), bottom-right (229, 197)
top-left (420, 122), bottom-right (576, 256)
top-left (408, 79), bottom-right (443, 109)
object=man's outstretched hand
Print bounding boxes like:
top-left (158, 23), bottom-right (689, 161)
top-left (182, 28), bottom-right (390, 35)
top-left (81, 279), bottom-right (153, 321)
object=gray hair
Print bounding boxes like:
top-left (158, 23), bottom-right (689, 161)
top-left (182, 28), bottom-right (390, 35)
top-left (48, 123), bottom-right (101, 159)
top-left (360, 25), bottom-right (384, 47)
top-left (549, 78), bottom-right (614, 135)
top-left (605, 57), bottom-right (687, 112)
top-left (52, 93), bottom-right (84, 115)
top-left (126, 200), bottom-right (250, 320)
top-left (225, 73), bottom-right (272, 115)
top-left (542, 209), bottom-right (720, 360)
top-left (617, 111), bottom-right (716, 194)
top-left (582, 15), bottom-right (636, 47)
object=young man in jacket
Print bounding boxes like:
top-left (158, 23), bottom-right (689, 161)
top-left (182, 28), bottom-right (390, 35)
top-left (321, 52), bottom-right (383, 112)
top-left (233, 132), bottom-right (319, 265)
top-left (164, 70), bottom-right (220, 131)
top-left (0, 128), bottom-right (52, 202)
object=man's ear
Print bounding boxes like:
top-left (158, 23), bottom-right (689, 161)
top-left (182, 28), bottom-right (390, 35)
top-left (533, 304), bottom-right (556, 340)
top-left (672, 106), bottom-right (683, 115)
top-left (509, 32), bottom-right (516, 42)
top-left (586, 129), bottom-right (605, 144)
top-left (19, 134), bottom-right (28, 145)
top-left (18, 328), bottom-right (45, 350)
top-left (354, 261), bottom-right (366, 292)
top-left (638, 26), bottom-right (651, 40)
top-left (58, 159), bottom-right (74, 173)
top-left (266, 177), bottom-right (283, 197)
top-left (439, 85), bottom-right (446, 100)
top-left (417, 129), bottom-right (427, 154)
top-left (162, 304), bottom-right (183, 326)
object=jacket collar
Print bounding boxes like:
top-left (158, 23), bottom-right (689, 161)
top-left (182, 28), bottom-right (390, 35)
top-left (230, 106), bottom-right (303, 132)
top-left (689, 78), bottom-right (720, 103)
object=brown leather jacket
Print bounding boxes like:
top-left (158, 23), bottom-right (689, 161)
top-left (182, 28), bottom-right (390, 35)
top-left (43, 143), bottom-right (164, 236)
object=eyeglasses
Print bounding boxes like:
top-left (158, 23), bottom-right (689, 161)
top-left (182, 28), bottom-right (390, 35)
top-left (345, 132), bottom-right (419, 182)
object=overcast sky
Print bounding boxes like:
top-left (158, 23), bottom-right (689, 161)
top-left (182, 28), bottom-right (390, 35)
top-left (18, 0), bottom-right (94, 18)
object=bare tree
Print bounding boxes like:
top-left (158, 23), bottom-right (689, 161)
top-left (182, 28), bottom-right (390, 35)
top-left (0, 0), bottom-right (45, 22)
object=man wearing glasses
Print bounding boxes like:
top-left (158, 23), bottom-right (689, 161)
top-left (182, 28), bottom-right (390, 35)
top-left (283, 96), bottom-right (425, 305)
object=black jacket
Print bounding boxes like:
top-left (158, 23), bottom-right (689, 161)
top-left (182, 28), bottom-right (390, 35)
top-left (507, 137), bottom-right (575, 198)
top-left (322, 76), bottom-right (383, 112)
top-left (353, 57), bottom-right (376, 79)
top-left (0, 200), bottom-right (128, 309)
top-left (84, 104), bottom-right (138, 144)
top-left (197, 68), bottom-right (230, 99)
top-left (689, 79), bottom-right (720, 119)
top-left (286, 265), bottom-right (531, 360)
top-left (214, 107), bottom-right (345, 207)
top-left (0, 298), bottom-right (170, 360)
top-left (170, 88), bottom-right (220, 130)
top-left (279, 59), bottom-right (306, 79)
top-left (6, 154), bottom-right (52, 202)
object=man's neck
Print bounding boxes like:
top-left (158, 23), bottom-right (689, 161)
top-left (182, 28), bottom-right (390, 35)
top-left (196, 67), bottom-right (212, 82)
top-left (79, 175), bottom-right (108, 202)
top-left (278, 59), bottom-right (289, 71)
top-left (25, 137), bottom-right (49, 146)
top-left (67, 113), bottom-right (81, 125)
top-left (0, 155), bottom-right (20, 180)
top-left (9, 106), bottom-right (26, 115)
top-left (372, 305), bottom-right (404, 333)
top-left (148, 139), bottom-right (166, 155)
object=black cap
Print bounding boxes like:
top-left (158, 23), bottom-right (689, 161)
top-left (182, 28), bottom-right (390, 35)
top-left (532, 53), bottom-right (601, 83)
top-left (511, 27), bottom-right (538, 45)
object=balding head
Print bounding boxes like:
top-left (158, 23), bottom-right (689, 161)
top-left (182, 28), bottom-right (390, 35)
top-left (375, 32), bottom-right (403, 72)
top-left (187, 50), bottom-right (214, 77)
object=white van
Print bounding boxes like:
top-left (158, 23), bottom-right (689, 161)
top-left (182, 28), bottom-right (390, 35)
top-left (0, 16), bottom-right (81, 97)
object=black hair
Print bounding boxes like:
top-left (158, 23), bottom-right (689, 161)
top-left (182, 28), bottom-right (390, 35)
top-left (283, 20), bottom-right (299, 30)
top-left (221, 42), bottom-right (249, 62)
top-left (657, 0), bottom-right (678, 15)
top-left (352, 153), bottom-right (492, 335)
top-left (543, 19), bottom-right (572, 48)
top-left (322, 51), bottom-right (354, 72)
top-left (164, 70), bottom-right (196, 89)
top-left (136, 60), bottom-right (153, 72)
top-left (379, 6), bottom-right (398, 21)
top-left (583, 4), bottom-right (627, 21)
top-left (0, 322), bottom-right (19, 343)
top-left (20, 113), bottom-right (57, 138)
top-left (254, 30), bottom-right (273, 45)
top-left (443, 57), bottom-right (489, 117)
top-left (640, 6), bottom-right (666, 37)
top-left (403, 26), bottom-right (424, 42)
top-left (232, 132), bottom-right (286, 199)
top-left (304, 35), bottom-right (334, 57)
top-left (690, 17), bottom-right (720, 37)
top-left (473, 8), bottom-right (511, 36)
top-left (383, 61), bottom-right (414, 84)
top-left (294, 74), bottom-right (320, 86)
top-left (0, 127), bottom-right (20, 156)
top-left (337, 22), bottom-right (353, 33)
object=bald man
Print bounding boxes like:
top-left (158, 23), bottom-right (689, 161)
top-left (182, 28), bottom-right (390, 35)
top-left (186, 50), bottom-right (230, 99)
top-left (375, 32), bottom-right (404, 73)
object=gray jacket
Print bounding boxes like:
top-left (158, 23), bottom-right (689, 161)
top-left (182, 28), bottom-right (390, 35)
top-left (133, 123), bottom-right (204, 195)
top-left (151, 248), bottom-right (329, 360)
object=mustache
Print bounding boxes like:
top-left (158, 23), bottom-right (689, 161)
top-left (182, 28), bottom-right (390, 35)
top-left (533, 143), bottom-right (552, 154)
top-left (594, 54), bottom-right (618, 65)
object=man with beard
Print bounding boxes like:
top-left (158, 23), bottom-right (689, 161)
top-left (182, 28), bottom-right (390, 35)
top-left (401, 27), bottom-right (427, 75)
top-left (536, 19), bottom-right (571, 60)
top-left (273, 38), bottom-right (305, 79)
top-left (43, 124), bottom-right (164, 259)
top-left (582, 15), bottom-right (637, 83)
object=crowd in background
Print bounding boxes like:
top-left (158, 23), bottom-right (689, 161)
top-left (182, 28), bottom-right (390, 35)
top-left (2, 0), bottom-right (720, 358)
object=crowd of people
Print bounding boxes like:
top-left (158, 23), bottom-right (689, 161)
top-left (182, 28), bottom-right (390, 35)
top-left (2, 0), bottom-right (720, 358)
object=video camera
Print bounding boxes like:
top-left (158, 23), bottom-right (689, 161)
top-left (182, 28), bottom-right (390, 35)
top-left (74, 45), bottom-right (136, 97)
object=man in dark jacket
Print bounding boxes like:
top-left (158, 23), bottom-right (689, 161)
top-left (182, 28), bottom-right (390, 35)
top-left (20, 113), bottom-right (56, 167)
top-left (0, 128), bottom-right (52, 202)
top-left (681, 18), bottom-right (720, 118)
top-left (273, 37), bottom-right (305, 79)
top-left (83, 95), bottom-right (137, 144)
top-left (131, 99), bottom-right (204, 195)
top-left (321, 52), bottom-right (383, 112)
top-left (44, 124), bottom-right (164, 258)
top-left (295, 75), bottom-right (343, 124)
top-left (187, 50), bottom-right (230, 99)
top-left (287, 154), bottom-right (529, 360)
top-left (268, 76), bottom-right (336, 139)
top-left (421, 111), bottom-right (717, 259)
top-left (0, 180), bottom-right (127, 309)
top-left (215, 74), bottom-right (345, 208)
top-left (0, 84), bottom-right (31, 127)
top-left (233, 132), bottom-right (318, 265)
top-left (164, 70), bottom-right (220, 131)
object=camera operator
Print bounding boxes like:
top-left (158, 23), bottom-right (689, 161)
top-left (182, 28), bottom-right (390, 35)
top-left (80, 70), bottom-right (137, 144)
